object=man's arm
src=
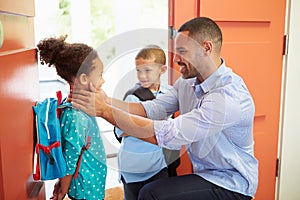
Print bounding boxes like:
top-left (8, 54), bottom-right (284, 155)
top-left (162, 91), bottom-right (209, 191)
top-left (109, 97), bottom-right (147, 117)
top-left (71, 85), bottom-right (147, 117)
top-left (71, 86), bottom-right (157, 144)
top-left (102, 101), bottom-right (157, 144)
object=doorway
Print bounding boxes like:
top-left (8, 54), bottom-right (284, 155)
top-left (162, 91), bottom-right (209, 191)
top-left (34, 0), bottom-right (169, 197)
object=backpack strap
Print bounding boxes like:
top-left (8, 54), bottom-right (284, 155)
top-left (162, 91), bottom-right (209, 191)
top-left (56, 91), bottom-right (63, 118)
top-left (73, 112), bottom-right (92, 179)
top-left (132, 87), bottom-right (156, 101)
top-left (36, 141), bottom-right (61, 165)
top-left (74, 135), bottom-right (91, 179)
top-left (122, 86), bottom-right (138, 100)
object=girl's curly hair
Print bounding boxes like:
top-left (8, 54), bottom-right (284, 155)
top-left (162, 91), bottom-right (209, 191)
top-left (37, 35), bottom-right (98, 84)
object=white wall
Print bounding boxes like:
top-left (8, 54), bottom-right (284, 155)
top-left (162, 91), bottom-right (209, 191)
top-left (277, 0), bottom-right (300, 199)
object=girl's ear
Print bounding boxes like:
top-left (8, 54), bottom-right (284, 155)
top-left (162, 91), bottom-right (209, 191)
top-left (160, 65), bottom-right (167, 74)
top-left (78, 73), bottom-right (89, 85)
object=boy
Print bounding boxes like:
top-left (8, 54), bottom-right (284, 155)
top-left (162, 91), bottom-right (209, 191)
top-left (114, 45), bottom-right (180, 200)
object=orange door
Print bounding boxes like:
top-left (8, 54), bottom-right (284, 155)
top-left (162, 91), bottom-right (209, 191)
top-left (169, 0), bottom-right (286, 199)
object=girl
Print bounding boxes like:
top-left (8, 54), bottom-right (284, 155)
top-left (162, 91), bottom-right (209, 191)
top-left (37, 35), bottom-right (107, 200)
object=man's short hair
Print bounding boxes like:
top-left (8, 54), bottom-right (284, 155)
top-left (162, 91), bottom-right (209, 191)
top-left (178, 17), bottom-right (222, 53)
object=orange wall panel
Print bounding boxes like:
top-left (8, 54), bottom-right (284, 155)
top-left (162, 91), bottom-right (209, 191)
top-left (0, 14), bottom-right (35, 53)
top-left (200, 0), bottom-right (275, 21)
top-left (173, 0), bottom-right (197, 29)
top-left (1, 1), bottom-right (41, 198)
top-left (0, 49), bottom-right (40, 199)
top-left (0, 0), bottom-right (35, 16)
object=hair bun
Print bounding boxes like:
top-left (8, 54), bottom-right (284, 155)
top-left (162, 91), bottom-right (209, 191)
top-left (37, 35), bottom-right (67, 67)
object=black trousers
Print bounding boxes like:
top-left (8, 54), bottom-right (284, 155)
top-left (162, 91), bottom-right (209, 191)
top-left (122, 168), bottom-right (169, 200)
top-left (138, 174), bottom-right (252, 200)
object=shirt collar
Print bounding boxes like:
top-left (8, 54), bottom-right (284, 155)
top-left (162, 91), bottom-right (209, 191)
top-left (158, 84), bottom-right (170, 94)
top-left (192, 58), bottom-right (226, 95)
top-left (135, 82), bottom-right (169, 94)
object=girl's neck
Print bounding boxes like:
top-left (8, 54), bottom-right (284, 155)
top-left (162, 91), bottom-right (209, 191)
top-left (69, 84), bottom-right (73, 93)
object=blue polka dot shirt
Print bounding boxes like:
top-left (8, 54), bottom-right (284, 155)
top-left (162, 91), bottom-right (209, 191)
top-left (60, 107), bottom-right (107, 200)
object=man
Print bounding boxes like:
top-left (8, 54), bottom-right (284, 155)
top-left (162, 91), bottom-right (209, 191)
top-left (71, 17), bottom-right (258, 200)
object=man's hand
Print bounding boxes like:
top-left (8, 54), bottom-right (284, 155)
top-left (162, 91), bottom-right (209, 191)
top-left (70, 83), bottom-right (109, 116)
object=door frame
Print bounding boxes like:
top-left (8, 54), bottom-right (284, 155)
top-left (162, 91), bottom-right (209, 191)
top-left (276, 0), bottom-right (300, 199)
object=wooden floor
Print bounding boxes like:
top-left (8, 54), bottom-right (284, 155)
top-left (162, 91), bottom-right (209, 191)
top-left (104, 186), bottom-right (124, 200)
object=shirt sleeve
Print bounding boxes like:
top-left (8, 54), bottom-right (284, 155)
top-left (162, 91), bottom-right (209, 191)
top-left (154, 90), bottom-right (241, 149)
top-left (142, 86), bottom-right (179, 120)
